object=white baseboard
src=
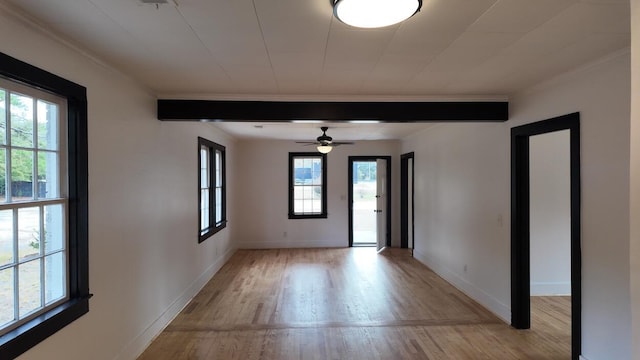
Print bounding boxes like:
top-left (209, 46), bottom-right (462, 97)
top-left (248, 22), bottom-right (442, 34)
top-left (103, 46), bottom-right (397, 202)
top-left (413, 248), bottom-right (511, 323)
top-left (114, 246), bottom-right (236, 360)
top-left (238, 240), bottom-right (347, 249)
top-left (530, 281), bottom-right (571, 296)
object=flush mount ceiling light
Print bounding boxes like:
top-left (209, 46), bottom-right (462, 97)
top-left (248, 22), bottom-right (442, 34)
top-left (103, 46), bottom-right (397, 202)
top-left (333, 0), bottom-right (422, 28)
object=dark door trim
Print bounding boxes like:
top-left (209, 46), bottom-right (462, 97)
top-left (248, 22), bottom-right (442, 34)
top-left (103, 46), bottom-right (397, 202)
top-left (348, 156), bottom-right (392, 247)
top-left (511, 112), bottom-right (581, 360)
top-left (400, 152), bottom-right (415, 249)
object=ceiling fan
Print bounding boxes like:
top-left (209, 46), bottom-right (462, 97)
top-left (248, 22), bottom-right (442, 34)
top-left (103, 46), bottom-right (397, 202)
top-left (296, 127), bottom-right (354, 153)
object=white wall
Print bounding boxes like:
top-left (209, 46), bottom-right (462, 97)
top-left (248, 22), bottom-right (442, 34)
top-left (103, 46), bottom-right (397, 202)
top-left (630, 1), bottom-right (640, 359)
top-left (233, 139), bottom-right (401, 249)
top-left (402, 51), bottom-right (631, 359)
top-left (401, 122), bottom-right (511, 320)
top-left (0, 5), bottom-right (237, 360)
top-left (511, 51), bottom-right (631, 360)
top-left (529, 130), bottom-right (571, 296)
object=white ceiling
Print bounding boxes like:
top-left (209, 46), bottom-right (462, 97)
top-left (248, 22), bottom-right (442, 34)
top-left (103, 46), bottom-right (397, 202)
top-left (213, 121), bottom-right (437, 141)
top-left (3, 0), bottom-right (630, 141)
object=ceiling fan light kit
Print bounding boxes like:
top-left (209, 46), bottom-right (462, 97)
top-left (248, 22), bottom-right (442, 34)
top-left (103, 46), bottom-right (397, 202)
top-left (317, 145), bottom-right (333, 154)
top-left (333, 0), bottom-right (422, 28)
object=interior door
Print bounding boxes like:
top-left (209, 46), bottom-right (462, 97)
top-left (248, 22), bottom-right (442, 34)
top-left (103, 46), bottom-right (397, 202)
top-left (376, 159), bottom-right (387, 251)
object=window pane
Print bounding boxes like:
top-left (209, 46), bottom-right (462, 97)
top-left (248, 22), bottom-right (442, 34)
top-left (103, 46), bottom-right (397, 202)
top-left (294, 199), bottom-right (303, 213)
top-left (44, 204), bottom-right (64, 253)
top-left (11, 149), bottom-right (34, 200)
top-left (0, 89), bottom-right (6, 145)
top-left (311, 159), bottom-right (322, 185)
top-left (18, 207), bottom-right (40, 260)
top-left (215, 150), bottom-right (222, 186)
top-left (44, 252), bottom-right (65, 305)
top-left (200, 189), bottom-right (209, 231)
top-left (313, 199), bottom-right (322, 213)
top-left (215, 188), bottom-right (222, 224)
top-left (303, 186), bottom-right (313, 199)
top-left (0, 267), bottom-right (14, 327)
top-left (18, 259), bottom-right (41, 317)
top-left (10, 93), bottom-right (34, 148)
top-left (200, 148), bottom-right (208, 188)
top-left (294, 158), bottom-right (312, 184)
top-left (37, 151), bottom-right (59, 199)
top-left (37, 100), bottom-right (58, 150)
top-left (0, 209), bottom-right (13, 267)
top-left (303, 200), bottom-right (313, 213)
top-left (200, 168), bottom-right (208, 189)
top-left (0, 148), bottom-right (5, 203)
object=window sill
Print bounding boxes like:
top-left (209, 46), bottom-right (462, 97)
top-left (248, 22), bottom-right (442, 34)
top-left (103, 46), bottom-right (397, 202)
top-left (288, 214), bottom-right (328, 220)
top-left (199, 221), bottom-right (227, 243)
top-left (0, 297), bottom-right (90, 359)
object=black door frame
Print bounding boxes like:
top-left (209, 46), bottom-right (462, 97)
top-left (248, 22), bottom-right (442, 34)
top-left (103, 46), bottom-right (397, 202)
top-left (348, 156), bottom-right (392, 247)
top-left (400, 152), bottom-right (415, 249)
top-left (511, 112), bottom-right (581, 359)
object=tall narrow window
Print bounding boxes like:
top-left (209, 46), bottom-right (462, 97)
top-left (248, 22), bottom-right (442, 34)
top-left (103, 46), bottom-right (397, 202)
top-left (288, 152), bottom-right (327, 219)
top-left (198, 137), bottom-right (225, 242)
top-left (0, 78), bottom-right (68, 336)
top-left (0, 52), bottom-right (89, 359)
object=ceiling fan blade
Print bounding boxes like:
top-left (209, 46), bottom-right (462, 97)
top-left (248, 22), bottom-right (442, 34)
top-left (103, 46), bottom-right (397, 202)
top-left (332, 141), bottom-right (355, 145)
top-left (296, 128), bottom-right (356, 149)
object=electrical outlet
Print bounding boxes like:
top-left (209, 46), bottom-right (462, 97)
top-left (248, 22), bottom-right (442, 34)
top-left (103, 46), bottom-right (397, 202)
top-left (283, 231), bottom-right (287, 238)
top-left (463, 264), bottom-right (468, 273)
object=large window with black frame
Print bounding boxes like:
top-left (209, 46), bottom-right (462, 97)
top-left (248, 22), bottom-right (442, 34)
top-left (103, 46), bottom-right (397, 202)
top-left (198, 137), bottom-right (226, 242)
top-left (0, 52), bottom-right (88, 359)
top-left (288, 152), bottom-right (327, 219)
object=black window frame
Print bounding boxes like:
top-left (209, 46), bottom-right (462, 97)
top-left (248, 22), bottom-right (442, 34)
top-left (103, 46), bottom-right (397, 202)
top-left (0, 53), bottom-right (90, 359)
top-left (288, 152), bottom-right (327, 219)
top-left (198, 137), bottom-right (226, 243)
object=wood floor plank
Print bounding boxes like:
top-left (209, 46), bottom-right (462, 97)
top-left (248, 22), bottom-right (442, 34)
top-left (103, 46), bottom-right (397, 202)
top-left (139, 248), bottom-right (571, 359)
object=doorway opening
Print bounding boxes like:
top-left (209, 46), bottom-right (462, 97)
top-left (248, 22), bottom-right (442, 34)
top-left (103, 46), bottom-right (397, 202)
top-left (511, 113), bottom-right (581, 360)
top-left (400, 152), bottom-right (415, 252)
top-left (348, 156), bottom-right (391, 250)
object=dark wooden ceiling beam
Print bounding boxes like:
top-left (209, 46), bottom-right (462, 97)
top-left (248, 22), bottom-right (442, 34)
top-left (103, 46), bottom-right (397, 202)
top-left (157, 99), bottom-right (508, 122)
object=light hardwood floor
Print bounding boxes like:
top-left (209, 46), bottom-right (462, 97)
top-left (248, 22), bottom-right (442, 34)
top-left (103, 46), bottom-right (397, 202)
top-left (139, 248), bottom-right (571, 359)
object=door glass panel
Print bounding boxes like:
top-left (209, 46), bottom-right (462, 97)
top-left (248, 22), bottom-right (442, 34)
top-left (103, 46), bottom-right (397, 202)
top-left (352, 161), bottom-right (377, 245)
